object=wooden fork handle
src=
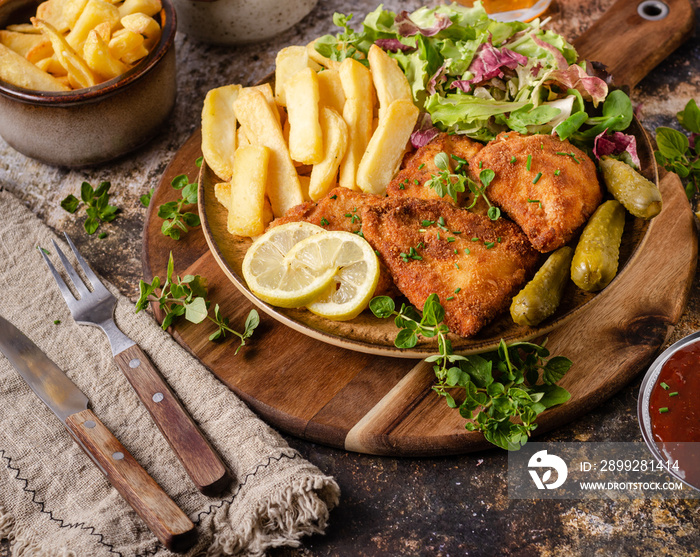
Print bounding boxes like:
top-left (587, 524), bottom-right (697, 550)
top-left (65, 409), bottom-right (196, 552)
top-left (114, 344), bottom-right (231, 495)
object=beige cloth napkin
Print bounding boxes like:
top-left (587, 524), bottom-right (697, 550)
top-left (0, 188), bottom-right (340, 556)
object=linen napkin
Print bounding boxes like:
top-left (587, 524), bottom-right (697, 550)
top-left (0, 188), bottom-right (340, 557)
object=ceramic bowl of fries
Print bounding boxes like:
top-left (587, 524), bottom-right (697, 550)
top-left (0, 0), bottom-right (176, 167)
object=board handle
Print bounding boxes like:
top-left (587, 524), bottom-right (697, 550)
top-left (65, 409), bottom-right (196, 552)
top-left (114, 344), bottom-right (231, 495)
top-left (573, 0), bottom-right (695, 89)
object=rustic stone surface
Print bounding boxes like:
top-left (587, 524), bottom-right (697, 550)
top-left (1, 0), bottom-right (699, 555)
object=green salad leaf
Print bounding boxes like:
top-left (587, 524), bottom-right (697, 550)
top-left (317, 2), bottom-right (631, 145)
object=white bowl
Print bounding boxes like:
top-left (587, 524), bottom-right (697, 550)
top-left (172, 0), bottom-right (318, 45)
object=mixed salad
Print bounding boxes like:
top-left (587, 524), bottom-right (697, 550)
top-left (315, 2), bottom-right (638, 166)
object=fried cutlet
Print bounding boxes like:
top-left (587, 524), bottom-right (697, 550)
top-left (268, 187), bottom-right (378, 232)
top-left (361, 197), bottom-right (540, 337)
top-left (386, 133), bottom-right (484, 206)
top-left (268, 187), bottom-right (398, 297)
top-left (470, 132), bottom-right (602, 253)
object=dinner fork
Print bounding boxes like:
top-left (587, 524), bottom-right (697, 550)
top-left (42, 233), bottom-right (231, 495)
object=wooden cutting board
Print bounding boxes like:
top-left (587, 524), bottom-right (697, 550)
top-left (142, 0), bottom-right (697, 456)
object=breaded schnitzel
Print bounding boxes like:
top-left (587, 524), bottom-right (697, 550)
top-left (469, 132), bottom-right (602, 253)
top-left (268, 187), bottom-right (398, 297)
top-left (361, 197), bottom-right (540, 337)
top-left (386, 133), bottom-right (483, 206)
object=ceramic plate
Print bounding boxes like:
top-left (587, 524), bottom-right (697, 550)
top-left (199, 117), bottom-right (656, 358)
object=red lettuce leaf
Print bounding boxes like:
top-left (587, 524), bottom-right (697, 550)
top-left (375, 38), bottom-right (415, 53)
top-left (593, 129), bottom-right (640, 168)
top-left (411, 113), bottom-right (440, 148)
top-left (545, 64), bottom-right (608, 106)
top-left (395, 10), bottom-right (453, 37)
top-left (451, 42), bottom-right (527, 92)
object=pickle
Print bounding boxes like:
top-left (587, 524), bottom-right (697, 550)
top-left (511, 246), bottom-right (574, 327)
top-left (599, 156), bottom-right (662, 219)
top-left (571, 200), bottom-right (626, 292)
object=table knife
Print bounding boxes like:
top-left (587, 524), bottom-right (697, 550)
top-left (0, 314), bottom-right (196, 552)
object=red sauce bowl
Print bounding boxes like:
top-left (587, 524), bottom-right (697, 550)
top-left (638, 331), bottom-right (700, 491)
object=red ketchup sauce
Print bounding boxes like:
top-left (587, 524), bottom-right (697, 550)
top-left (649, 340), bottom-right (700, 488)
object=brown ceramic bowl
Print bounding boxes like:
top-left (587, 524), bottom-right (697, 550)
top-left (0, 0), bottom-right (177, 167)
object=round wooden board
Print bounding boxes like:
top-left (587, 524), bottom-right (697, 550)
top-left (142, 129), bottom-right (697, 456)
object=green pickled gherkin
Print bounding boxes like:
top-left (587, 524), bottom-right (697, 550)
top-left (599, 156), bottom-right (662, 219)
top-left (510, 246), bottom-right (574, 327)
top-left (571, 200), bottom-right (626, 292)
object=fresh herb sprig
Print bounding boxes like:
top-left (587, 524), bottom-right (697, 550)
top-left (140, 188), bottom-right (154, 208)
top-left (158, 174), bottom-right (200, 240)
top-left (467, 169), bottom-right (501, 221)
top-left (426, 152), bottom-right (467, 204)
top-left (654, 99), bottom-right (700, 201)
top-left (136, 252), bottom-right (258, 353)
top-left (369, 294), bottom-right (572, 450)
top-left (61, 181), bottom-right (119, 235)
top-left (314, 13), bottom-right (367, 65)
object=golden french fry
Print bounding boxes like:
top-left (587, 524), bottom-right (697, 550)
top-left (356, 98), bottom-right (419, 195)
top-left (227, 145), bottom-right (270, 237)
top-left (298, 175), bottom-right (312, 202)
top-left (33, 17), bottom-right (96, 88)
top-left (36, 0), bottom-right (88, 33)
top-left (306, 39), bottom-right (340, 70)
top-left (120, 12), bottom-right (160, 50)
top-left (108, 28), bottom-right (147, 64)
top-left (274, 45), bottom-right (321, 106)
top-left (337, 57), bottom-right (374, 191)
top-left (215, 179), bottom-right (273, 234)
top-left (6, 24), bottom-right (42, 34)
top-left (237, 125), bottom-right (251, 148)
top-left (83, 29), bottom-right (128, 80)
top-left (26, 40), bottom-right (54, 63)
top-left (0, 30), bottom-right (48, 57)
top-left (285, 67), bottom-right (323, 165)
top-left (233, 89), bottom-right (304, 217)
top-left (35, 54), bottom-right (67, 75)
top-left (309, 106), bottom-right (348, 201)
top-left (214, 181), bottom-right (231, 208)
top-left (201, 83), bottom-right (242, 181)
top-left (0, 42), bottom-right (69, 91)
top-left (63, 48), bottom-right (97, 88)
top-left (118, 0), bottom-right (161, 18)
top-left (317, 68), bottom-right (345, 114)
top-left (245, 82), bottom-right (281, 125)
top-left (66, 0), bottom-right (120, 51)
top-left (367, 44), bottom-right (412, 120)
top-left (92, 21), bottom-right (111, 41)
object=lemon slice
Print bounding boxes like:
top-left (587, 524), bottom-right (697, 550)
top-left (288, 231), bottom-right (380, 321)
top-left (241, 222), bottom-right (333, 308)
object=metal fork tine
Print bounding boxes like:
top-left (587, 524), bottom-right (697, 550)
top-left (63, 233), bottom-right (110, 295)
top-left (41, 249), bottom-right (77, 304)
top-left (51, 239), bottom-right (91, 299)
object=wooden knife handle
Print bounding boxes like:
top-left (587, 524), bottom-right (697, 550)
top-left (573, 0), bottom-right (695, 89)
top-left (114, 344), bottom-right (231, 495)
top-left (65, 409), bottom-right (196, 552)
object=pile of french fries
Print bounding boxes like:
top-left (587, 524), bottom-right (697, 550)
top-left (202, 42), bottom-right (420, 238)
top-left (0, 0), bottom-right (162, 91)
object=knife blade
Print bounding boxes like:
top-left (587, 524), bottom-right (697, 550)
top-left (0, 314), bottom-right (196, 552)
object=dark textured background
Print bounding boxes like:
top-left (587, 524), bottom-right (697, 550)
top-left (2, 0), bottom-right (699, 555)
